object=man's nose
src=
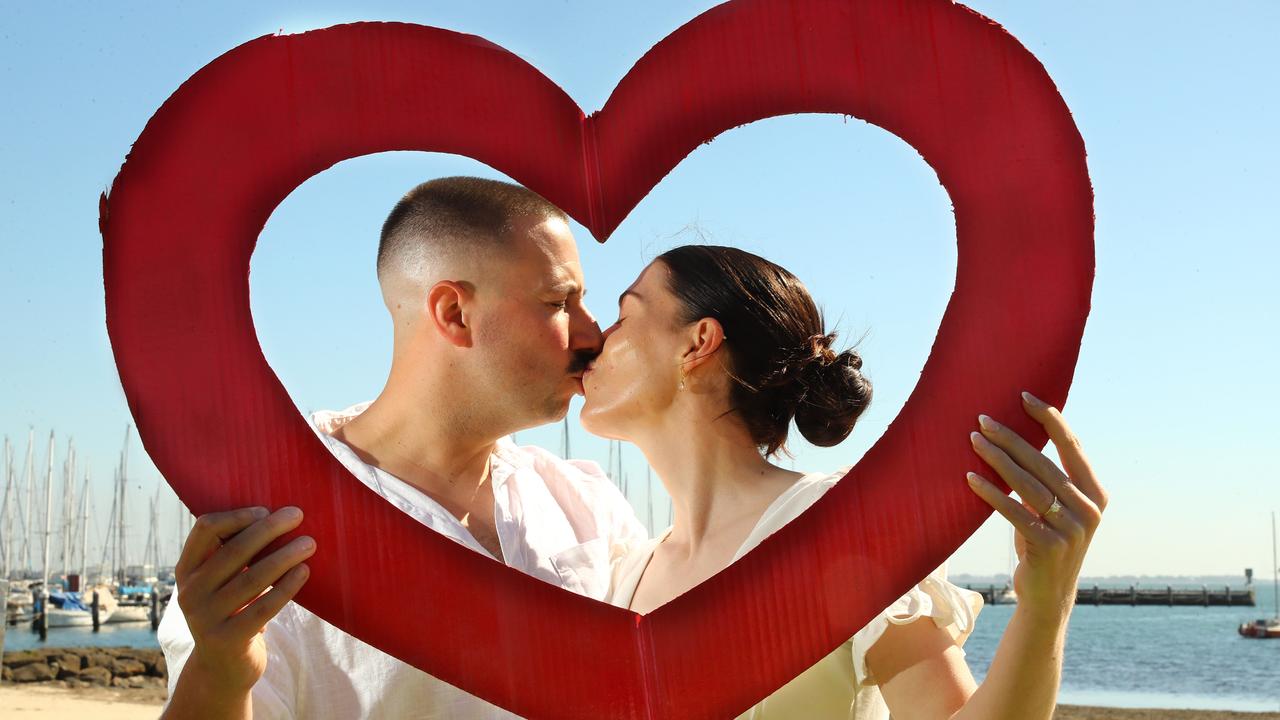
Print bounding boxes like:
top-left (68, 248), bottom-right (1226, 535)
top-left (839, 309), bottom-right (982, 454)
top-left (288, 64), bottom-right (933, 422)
top-left (571, 306), bottom-right (603, 354)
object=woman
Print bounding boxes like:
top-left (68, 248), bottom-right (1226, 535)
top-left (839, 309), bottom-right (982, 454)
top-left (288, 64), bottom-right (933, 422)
top-left (580, 245), bottom-right (1107, 719)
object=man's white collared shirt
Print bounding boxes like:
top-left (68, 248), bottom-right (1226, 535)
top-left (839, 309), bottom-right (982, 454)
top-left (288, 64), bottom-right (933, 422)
top-left (159, 403), bottom-right (647, 719)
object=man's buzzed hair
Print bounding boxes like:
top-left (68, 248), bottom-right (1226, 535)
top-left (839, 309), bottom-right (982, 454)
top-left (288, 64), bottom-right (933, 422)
top-left (377, 176), bottom-right (568, 288)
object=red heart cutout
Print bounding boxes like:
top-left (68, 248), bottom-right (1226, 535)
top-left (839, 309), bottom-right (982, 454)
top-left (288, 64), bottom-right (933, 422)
top-left (101, 0), bottom-right (1092, 718)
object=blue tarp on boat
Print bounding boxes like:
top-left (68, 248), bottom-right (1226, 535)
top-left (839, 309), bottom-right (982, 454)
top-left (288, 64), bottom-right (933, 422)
top-left (48, 591), bottom-right (90, 612)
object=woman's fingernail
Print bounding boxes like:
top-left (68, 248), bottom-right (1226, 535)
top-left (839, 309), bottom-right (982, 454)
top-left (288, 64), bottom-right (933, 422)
top-left (966, 472), bottom-right (983, 486)
top-left (250, 507), bottom-right (269, 520)
top-left (1022, 391), bottom-right (1043, 407)
top-left (279, 506), bottom-right (302, 520)
top-left (297, 536), bottom-right (316, 551)
top-left (978, 414), bottom-right (996, 432)
top-left (970, 431), bottom-right (984, 446)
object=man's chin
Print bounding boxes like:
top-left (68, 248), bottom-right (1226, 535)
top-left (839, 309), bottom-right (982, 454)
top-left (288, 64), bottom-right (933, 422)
top-left (545, 393), bottom-right (574, 422)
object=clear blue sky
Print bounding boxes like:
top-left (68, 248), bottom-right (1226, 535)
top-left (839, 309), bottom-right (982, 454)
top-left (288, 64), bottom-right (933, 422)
top-left (1, 1), bottom-right (1277, 578)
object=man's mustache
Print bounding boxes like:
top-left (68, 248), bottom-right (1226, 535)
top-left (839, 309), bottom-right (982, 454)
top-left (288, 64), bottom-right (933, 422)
top-left (567, 350), bottom-right (597, 375)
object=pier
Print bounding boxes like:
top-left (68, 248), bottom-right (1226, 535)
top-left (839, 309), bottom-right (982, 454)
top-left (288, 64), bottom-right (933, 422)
top-left (966, 584), bottom-right (1257, 607)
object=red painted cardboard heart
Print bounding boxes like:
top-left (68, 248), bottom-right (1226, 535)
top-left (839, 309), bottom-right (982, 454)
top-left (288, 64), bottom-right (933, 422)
top-left (101, 0), bottom-right (1092, 717)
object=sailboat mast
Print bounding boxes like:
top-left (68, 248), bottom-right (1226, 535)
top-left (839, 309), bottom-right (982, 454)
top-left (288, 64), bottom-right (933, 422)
top-left (151, 489), bottom-right (159, 570)
top-left (118, 425), bottom-right (131, 585)
top-left (1, 437), bottom-right (13, 579)
top-left (142, 486), bottom-right (161, 571)
top-left (41, 431), bottom-right (54, 593)
top-left (78, 469), bottom-right (91, 583)
top-left (61, 440), bottom-right (75, 579)
top-left (644, 465), bottom-right (652, 534)
top-left (618, 442), bottom-right (627, 498)
top-left (99, 467), bottom-right (119, 581)
top-left (1271, 511), bottom-right (1278, 620)
top-left (1009, 526), bottom-right (1016, 581)
top-left (22, 429), bottom-right (34, 574)
top-left (175, 495), bottom-right (185, 567)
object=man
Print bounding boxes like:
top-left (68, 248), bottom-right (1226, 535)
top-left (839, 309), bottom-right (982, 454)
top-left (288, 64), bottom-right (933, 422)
top-left (159, 177), bottom-right (647, 719)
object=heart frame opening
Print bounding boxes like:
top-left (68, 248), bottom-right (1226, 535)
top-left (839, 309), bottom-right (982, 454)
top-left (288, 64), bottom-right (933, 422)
top-left (102, 1), bottom-right (1093, 717)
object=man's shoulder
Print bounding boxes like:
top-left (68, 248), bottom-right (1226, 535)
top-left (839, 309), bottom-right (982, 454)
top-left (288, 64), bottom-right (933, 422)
top-left (499, 439), bottom-right (612, 492)
top-left (309, 402), bottom-right (370, 437)
top-left (499, 439), bottom-right (647, 540)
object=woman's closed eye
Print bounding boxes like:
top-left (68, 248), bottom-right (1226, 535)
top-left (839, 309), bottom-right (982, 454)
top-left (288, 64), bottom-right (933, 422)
top-left (601, 317), bottom-right (625, 337)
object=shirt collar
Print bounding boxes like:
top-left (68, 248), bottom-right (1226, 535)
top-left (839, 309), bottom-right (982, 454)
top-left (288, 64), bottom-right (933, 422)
top-left (311, 401), bottom-right (526, 489)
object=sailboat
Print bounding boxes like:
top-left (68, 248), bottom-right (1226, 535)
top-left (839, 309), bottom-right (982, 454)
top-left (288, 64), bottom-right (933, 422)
top-left (994, 526), bottom-right (1017, 604)
top-left (43, 586), bottom-right (112, 627)
top-left (1238, 511), bottom-right (1280, 639)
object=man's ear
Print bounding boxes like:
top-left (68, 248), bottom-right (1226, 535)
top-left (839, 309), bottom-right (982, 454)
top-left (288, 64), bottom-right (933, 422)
top-left (680, 317), bottom-right (726, 374)
top-left (426, 280), bottom-right (473, 348)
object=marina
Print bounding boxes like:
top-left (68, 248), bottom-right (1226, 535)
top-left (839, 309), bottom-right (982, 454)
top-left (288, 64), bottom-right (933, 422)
top-left (1, 427), bottom-right (180, 644)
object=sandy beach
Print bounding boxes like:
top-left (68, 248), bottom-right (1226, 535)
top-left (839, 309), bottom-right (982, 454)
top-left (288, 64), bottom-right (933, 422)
top-left (0, 683), bottom-right (164, 718)
top-left (1, 683), bottom-right (1277, 720)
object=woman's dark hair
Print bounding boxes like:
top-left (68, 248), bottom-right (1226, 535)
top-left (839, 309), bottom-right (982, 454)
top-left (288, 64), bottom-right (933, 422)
top-left (657, 245), bottom-right (872, 457)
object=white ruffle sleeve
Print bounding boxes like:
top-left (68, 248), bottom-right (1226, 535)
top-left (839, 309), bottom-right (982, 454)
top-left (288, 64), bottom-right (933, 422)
top-left (849, 564), bottom-right (985, 687)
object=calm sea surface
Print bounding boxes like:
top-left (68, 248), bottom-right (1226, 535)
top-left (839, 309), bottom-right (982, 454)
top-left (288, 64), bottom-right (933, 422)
top-left (3, 620), bottom-right (160, 652)
top-left (5, 587), bottom-right (1279, 711)
top-left (965, 584), bottom-right (1280, 712)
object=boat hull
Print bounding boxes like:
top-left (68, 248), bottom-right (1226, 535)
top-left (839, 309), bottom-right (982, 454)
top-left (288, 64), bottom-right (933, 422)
top-left (1237, 621), bottom-right (1280, 639)
top-left (105, 604), bottom-right (151, 624)
top-left (47, 608), bottom-right (102, 627)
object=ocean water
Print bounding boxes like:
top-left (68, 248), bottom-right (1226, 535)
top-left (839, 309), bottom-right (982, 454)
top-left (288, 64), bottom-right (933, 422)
top-left (3, 620), bottom-right (160, 652)
top-left (965, 584), bottom-right (1280, 712)
top-left (5, 587), bottom-right (1278, 712)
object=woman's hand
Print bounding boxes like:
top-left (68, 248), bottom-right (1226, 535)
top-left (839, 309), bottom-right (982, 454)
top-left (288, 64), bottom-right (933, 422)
top-left (966, 391), bottom-right (1108, 622)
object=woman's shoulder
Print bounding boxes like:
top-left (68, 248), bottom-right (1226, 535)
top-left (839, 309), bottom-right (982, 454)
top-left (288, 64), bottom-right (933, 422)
top-left (761, 466), bottom-right (850, 519)
top-left (733, 467), bottom-right (852, 561)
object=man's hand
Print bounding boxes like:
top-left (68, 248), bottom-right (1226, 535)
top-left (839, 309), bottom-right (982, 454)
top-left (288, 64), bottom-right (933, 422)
top-left (174, 506), bottom-right (314, 694)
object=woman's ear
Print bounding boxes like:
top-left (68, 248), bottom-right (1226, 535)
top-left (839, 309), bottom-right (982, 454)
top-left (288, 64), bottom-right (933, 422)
top-left (679, 317), bottom-right (726, 374)
top-left (426, 280), bottom-right (474, 348)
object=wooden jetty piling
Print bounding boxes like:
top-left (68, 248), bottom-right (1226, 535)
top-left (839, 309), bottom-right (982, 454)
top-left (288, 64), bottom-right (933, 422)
top-left (32, 587), bottom-right (47, 641)
top-left (92, 589), bottom-right (101, 631)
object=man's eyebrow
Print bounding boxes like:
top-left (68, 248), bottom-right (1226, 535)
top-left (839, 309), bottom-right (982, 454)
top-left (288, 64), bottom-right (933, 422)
top-left (546, 279), bottom-right (583, 295)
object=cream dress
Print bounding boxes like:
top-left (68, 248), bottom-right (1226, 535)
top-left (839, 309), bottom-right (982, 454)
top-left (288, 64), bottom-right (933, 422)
top-left (608, 470), bottom-right (985, 720)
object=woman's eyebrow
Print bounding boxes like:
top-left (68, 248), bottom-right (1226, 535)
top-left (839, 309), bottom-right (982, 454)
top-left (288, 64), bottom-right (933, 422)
top-left (618, 289), bottom-right (644, 306)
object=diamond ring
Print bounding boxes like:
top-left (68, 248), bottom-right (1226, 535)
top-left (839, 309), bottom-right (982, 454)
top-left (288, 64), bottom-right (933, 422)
top-left (1044, 496), bottom-right (1064, 517)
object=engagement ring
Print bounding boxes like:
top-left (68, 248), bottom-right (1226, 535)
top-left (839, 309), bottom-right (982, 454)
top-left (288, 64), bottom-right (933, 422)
top-left (1045, 496), bottom-right (1064, 517)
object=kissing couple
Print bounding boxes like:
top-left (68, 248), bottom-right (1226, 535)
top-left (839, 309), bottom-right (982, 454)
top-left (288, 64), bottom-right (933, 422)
top-left (159, 176), bottom-right (1107, 719)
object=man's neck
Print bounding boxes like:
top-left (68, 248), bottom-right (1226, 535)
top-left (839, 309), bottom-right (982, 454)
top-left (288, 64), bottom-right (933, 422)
top-left (329, 392), bottom-right (500, 508)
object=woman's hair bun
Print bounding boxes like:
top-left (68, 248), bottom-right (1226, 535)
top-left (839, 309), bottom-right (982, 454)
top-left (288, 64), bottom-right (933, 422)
top-left (793, 342), bottom-right (872, 448)
top-left (657, 244), bottom-right (873, 456)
